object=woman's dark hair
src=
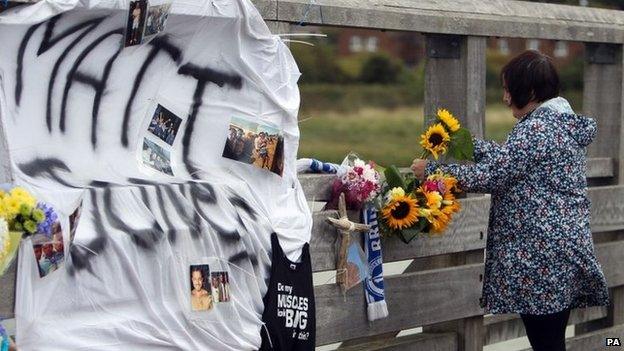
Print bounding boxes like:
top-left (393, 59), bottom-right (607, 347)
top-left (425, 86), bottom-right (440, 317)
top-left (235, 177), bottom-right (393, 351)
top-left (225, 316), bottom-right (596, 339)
top-left (501, 50), bottom-right (560, 109)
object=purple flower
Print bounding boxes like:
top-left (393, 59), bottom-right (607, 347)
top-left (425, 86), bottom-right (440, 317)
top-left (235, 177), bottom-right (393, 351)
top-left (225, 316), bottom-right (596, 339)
top-left (36, 202), bottom-right (58, 238)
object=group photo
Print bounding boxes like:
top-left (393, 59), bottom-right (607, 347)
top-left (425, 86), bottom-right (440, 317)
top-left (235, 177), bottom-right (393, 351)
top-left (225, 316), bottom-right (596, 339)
top-left (141, 138), bottom-right (173, 176)
top-left (148, 104), bottom-right (182, 146)
top-left (222, 117), bottom-right (284, 176)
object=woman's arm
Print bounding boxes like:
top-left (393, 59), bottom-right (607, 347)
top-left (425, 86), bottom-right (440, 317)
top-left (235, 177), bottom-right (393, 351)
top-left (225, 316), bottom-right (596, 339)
top-left (425, 118), bottom-right (551, 193)
top-left (473, 137), bottom-right (502, 163)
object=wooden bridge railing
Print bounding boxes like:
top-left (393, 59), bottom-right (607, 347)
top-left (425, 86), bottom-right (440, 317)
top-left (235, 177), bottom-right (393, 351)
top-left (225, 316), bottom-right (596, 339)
top-left (260, 0), bottom-right (624, 349)
top-left (2, 0), bottom-right (624, 349)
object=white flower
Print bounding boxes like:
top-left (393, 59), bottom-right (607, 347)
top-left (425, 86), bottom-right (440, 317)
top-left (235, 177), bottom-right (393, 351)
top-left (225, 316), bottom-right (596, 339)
top-left (0, 218), bottom-right (8, 259)
top-left (353, 159), bottom-right (365, 168)
top-left (362, 167), bottom-right (378, 182)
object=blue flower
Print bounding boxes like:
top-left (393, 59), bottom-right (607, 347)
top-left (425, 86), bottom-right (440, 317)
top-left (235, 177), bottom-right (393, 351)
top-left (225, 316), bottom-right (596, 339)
top-left (36, 203), bottom-right (58, 238)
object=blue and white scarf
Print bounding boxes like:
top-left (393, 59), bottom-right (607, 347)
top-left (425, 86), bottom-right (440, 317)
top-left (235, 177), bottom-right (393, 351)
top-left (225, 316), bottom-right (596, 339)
top-left (362, 205), bottom-right (388, 321)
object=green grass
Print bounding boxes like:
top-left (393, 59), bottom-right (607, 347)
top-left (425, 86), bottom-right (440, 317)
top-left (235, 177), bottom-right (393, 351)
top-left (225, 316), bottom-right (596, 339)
top-left (297, 104), bottom-right (516, 167)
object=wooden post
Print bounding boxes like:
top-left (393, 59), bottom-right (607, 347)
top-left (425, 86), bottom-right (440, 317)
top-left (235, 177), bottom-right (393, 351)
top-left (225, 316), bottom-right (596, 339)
top-left (422, 34), bottom-right (487, 351)
top-left (425, 34), bottom-right (486, 138)
top-left (583, 43), bottom-right (623, 183)
top-left (578, 42), bottom-right (624, 334)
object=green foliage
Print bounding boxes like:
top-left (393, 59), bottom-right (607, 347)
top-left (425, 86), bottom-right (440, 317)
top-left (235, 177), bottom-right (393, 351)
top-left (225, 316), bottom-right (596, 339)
top-left (384, 165), bottom-right (406, 189)
top-left (447, 128), bottom-right (474, 161)
top-left (359, 53), bottom-right (405, 84)
top-left (300, 84), bottom-right (423, 113)
top-left (290, 41), bottom-right (346, 84)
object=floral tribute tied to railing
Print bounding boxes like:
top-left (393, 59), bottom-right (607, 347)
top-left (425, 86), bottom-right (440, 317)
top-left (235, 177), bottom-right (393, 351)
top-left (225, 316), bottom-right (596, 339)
top-left (0, 186), bottom-right (58, 276)
top-left (329, 109), bottom-right (475, 244)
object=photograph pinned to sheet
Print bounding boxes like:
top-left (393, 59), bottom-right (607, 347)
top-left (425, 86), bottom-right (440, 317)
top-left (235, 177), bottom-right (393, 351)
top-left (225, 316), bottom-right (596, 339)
top-left (222, 117), bottom-right (285, 176)
top-left (68, 199), bottom-right (83, 244)
top-left (124, 0), bottom-right (173, 48)
top-left (138, 102), bottom-right (183, 176)
top-left (124, 0), bottom-right (148, 47)
top-left (343, 235), bottom-right (370, 291)
top-left (32, 221), bottom-right (65, 278)
top-left (190, 264), bottom-right (214, 312)
top-left (141, 138), bottom-right (174, 176)
top-left (148, 104), bottom-right (183, 146)
top-left (211, 271), bottom-right (231, 303)
top-left (143, 1), bottom-right (173, 42)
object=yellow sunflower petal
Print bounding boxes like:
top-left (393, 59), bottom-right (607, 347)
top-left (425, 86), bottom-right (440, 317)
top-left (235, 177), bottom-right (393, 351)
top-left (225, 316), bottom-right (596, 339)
top-left (437, 109), bottom-right (461, 132)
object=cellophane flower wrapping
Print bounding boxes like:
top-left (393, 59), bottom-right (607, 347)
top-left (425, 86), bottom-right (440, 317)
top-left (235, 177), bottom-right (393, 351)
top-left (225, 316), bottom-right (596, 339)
top-left (327, 154), bottom-right (382, 210)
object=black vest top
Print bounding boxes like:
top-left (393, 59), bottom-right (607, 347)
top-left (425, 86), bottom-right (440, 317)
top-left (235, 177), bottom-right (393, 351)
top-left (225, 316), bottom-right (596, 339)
top-left (260, 233), bottom-right (315, 350)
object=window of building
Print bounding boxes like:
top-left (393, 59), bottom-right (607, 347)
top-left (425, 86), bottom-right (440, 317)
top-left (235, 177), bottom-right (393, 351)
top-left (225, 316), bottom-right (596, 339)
top-left (554, 41), bottom-right (569, 58)
top-left (498, 39), bottom-right (510, 55)
top-left (366, 37), bottom-right (379, 52)
top-left (527, 39), bottom-right (540, 51)
top-left (349, 36), bottom-right (363, 53)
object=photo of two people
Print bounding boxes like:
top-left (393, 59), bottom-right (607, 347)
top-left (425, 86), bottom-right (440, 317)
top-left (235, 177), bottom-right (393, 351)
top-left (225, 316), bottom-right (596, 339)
top-left (190, 265), bottom-right (231, 311)
top-left (125, 0), bottom-right (171, 47)
top-left (32, 222), bottom-right (65, 278)
top-left (222, 117), bottom-right (285, 176)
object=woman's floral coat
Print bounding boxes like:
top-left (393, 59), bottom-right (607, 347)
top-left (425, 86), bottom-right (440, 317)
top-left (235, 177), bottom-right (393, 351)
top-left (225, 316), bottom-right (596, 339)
top-left (426, 97), bottom-right (610, 314)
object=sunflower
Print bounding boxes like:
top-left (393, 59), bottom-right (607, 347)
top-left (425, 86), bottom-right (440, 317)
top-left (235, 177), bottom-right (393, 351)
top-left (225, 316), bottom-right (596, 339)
top-left (382, 194), bottom-right (419, 230)
top-left (437, 109), bottom-right (461, 132)
top-left (420, 123), bottom-right (450, 160)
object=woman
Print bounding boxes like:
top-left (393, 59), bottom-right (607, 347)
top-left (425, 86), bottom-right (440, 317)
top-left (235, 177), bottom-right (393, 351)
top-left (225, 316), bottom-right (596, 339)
top-left (412, 51), bottom-right (609, 351)
top-left (190, 267), bottom-right (213, 311)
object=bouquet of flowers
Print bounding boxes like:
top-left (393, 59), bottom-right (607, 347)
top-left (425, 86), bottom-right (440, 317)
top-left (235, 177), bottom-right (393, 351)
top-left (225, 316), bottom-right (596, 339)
top-left (328, 155), bottom-right (382, 210)
top-left (0, 186), bottom-right (58, 276)
top-left (377, 166), bottom-right (462, 243)
top-left (420, 109), bottom-right (474, 161)
top-left (0, 187), bottom-right (46, 236)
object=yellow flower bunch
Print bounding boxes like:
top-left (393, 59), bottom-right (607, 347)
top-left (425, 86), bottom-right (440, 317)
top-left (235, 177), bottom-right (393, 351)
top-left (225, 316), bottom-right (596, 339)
top-left (377, 166), bottom-right (464, 243)
top-left (0, 187), bottom-right (37, 222)
top-left (419, 108), bottom-right (474, 161)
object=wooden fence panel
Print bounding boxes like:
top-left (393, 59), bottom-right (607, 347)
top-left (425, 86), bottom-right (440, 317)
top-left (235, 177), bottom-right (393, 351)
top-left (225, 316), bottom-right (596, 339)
top-left (310, 196), bottom-right (490, 272)
top-left (315, 263), bottom-right (484, 346)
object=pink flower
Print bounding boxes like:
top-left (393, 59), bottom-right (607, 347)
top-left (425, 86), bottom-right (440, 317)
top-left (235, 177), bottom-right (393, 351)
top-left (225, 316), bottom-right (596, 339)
top-left (423, 180), bottom-right (440, 193)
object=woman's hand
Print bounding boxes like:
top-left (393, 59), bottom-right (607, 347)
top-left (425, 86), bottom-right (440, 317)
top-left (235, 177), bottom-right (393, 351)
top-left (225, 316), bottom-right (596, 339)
top-left (411, 159), bottom-right (428, 181)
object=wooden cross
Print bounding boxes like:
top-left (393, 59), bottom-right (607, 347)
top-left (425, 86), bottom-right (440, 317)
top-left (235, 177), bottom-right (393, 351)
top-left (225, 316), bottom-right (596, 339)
top-left (326, 193), bottom-right (370, 292)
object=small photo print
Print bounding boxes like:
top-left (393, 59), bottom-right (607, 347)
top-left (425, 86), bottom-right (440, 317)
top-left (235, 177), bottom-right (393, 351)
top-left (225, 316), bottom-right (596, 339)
top-left (32, 222), bottom-right (65, 278)
top-left (69, 200), bottom-right (83, 244)
top-left (211, 272), bottom-right (231, 303)
top-left (222, 117), bottom-right (285, 176)
top-left (345, 239), bottom-right (369, 290)
top-left (148, 104), bottom-right (182, 146)
top-left (190, 264), bottom-right (213, 311)
top-left (125, 0), bottom-right (148, 47)
top-left (142, 138), bottom-right (173, 176)
top-left (144, 3), bottom-right (172, 39)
